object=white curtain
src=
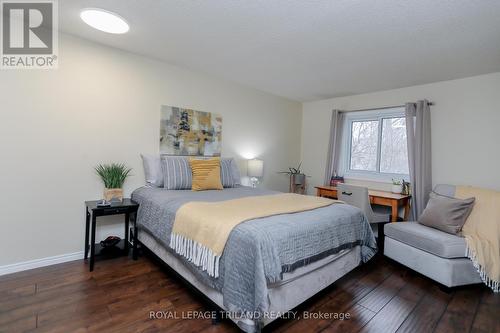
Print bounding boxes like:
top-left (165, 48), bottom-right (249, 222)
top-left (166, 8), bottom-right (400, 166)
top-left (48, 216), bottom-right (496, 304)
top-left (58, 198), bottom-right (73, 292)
top-left (324, 110), bottom-right (345, 185)
top-left (405, 100), bottom-right (432, 220)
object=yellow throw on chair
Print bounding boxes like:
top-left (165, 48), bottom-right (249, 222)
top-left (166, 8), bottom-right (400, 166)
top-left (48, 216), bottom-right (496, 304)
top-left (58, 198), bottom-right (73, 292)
top-left (456, 186), bottom-right (500, 292)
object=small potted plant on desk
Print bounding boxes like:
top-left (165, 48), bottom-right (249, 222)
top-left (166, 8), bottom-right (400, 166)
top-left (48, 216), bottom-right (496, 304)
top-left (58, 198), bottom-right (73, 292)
top-left (95, 163), bottom-right (132, 202)
top-left (278, 162), bottom-right (307, 194)
top-left (391, 178), bottom-right (403, 194)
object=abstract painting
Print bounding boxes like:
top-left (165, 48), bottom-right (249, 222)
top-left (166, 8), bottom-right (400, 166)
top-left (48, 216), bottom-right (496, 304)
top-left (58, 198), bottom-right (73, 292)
top-left (160, 105), bottom-right (222, 156)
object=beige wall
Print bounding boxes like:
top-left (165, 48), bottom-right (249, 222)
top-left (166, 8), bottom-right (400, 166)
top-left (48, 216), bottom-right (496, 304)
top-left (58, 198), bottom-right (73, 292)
top-left (0, 34), bottom-right (302, 266)
top-left (301, 72), bottom-right (500, 193)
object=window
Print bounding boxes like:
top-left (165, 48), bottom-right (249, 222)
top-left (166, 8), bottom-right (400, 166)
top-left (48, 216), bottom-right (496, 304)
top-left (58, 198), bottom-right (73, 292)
top-left (380, 117), bottom-right (409, 174)
top-left (350, 120), bottom-right (379, 171)
top-left (343, 108), bottom-right (409, 181)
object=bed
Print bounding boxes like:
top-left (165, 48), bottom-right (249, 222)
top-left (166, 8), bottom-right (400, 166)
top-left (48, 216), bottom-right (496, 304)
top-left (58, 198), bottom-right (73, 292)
top-left (131, 185), bottom-right (376, 332)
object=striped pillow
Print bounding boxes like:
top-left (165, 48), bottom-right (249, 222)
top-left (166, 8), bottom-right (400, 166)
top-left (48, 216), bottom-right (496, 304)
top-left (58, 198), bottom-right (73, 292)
top-left (221, 158), bottom-right (239, 188)
top-left (161, 156), bottom-right (192, 190)
top-left (230, 159), bottom-right (241, 185)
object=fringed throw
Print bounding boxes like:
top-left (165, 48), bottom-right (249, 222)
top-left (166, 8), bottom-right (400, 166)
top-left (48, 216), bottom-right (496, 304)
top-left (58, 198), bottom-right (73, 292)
top-left (457, 186), bottom-right (500, 293)
top-left (170, 233), bottom-right (221, 278)
top-left (465, 241), bottom-right (499, 292)
top-left (169, 193), bottom-right (339, 277)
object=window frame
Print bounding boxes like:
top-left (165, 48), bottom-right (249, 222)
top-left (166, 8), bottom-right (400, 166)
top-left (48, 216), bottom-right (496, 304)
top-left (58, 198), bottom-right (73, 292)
top-left (343, 107), bottom-right (409, 182)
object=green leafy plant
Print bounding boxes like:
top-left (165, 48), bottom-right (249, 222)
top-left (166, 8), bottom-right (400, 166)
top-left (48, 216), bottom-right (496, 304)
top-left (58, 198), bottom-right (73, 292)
top-left (95, 163), bottom-right (132, 189)
top-left (278, 162), bottom-right (304, 175)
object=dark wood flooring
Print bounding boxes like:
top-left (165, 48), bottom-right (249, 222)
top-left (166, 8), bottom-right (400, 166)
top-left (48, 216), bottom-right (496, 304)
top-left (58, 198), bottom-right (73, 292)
top-left (0, 253), bottom-right (498, 333)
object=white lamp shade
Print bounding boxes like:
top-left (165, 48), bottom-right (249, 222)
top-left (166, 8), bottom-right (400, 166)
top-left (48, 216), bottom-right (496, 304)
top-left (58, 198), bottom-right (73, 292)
top-left (247, 159), bottom-right (264, 177)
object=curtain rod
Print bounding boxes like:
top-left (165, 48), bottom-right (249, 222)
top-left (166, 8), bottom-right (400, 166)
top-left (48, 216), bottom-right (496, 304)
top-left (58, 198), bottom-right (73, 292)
top-left (341, 102), bottom-right (434, 113)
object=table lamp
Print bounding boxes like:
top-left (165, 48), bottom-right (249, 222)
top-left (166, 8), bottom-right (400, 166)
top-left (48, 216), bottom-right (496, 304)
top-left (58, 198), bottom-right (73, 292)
top-left (247, 159), bottom-right (264, 187)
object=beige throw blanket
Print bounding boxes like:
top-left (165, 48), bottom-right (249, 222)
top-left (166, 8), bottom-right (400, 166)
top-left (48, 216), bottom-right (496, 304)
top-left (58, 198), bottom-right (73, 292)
top-left (456, 186), bottom-right (500, 292)
top-left (169, 193), bottom-right (338, 277)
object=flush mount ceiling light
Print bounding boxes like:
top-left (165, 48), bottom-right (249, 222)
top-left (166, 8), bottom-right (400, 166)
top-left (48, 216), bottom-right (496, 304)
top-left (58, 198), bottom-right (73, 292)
top-left (80, 9), bottom-right (129, 34)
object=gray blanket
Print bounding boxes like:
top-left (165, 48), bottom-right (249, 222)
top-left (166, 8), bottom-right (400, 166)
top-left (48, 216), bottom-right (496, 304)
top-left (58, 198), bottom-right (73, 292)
top-left (131, 186), bottom-right (376, 314)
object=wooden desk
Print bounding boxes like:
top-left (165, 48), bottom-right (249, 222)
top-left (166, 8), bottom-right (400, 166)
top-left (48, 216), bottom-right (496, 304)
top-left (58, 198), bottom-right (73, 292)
top-left (315, 185), bottom-right (411, 222)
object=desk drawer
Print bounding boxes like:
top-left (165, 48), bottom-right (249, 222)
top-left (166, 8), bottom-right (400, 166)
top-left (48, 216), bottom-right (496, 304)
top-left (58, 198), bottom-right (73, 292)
top-left (319, 189), bottom-right (337, 199)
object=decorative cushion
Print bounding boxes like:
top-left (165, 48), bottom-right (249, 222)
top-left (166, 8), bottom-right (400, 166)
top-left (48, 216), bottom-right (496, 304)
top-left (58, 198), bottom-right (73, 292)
top-left (190, 157), bottom-right (223, 191)
top-left (418, 192), bottom-right (475, 235)
top-left (221, 158), bottom-right (241, 187)
top-left (161, 156), bottom-right (192, 190)
top-left (141, 154), bottom-right (163, 187)
top-left (385, 222), bottom-right (467, 259)
top-left (231, 159), bottom-right (242, 185)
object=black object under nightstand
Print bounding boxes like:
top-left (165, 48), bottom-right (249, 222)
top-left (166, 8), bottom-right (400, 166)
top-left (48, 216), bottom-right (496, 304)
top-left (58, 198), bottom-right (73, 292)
top-left (84, 199), bottom-right (139, 272)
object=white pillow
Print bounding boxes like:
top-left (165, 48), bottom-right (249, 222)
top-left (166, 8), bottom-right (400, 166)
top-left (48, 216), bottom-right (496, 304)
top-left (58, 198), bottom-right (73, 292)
top-left (141, 154), bottom-right (163, 187)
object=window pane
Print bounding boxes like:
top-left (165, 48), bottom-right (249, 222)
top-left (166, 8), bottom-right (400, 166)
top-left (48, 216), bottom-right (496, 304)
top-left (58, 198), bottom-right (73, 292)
top-left (350, 120), bottom-right (379, 171)
top-left (380, 117), bottom-right (409, 174)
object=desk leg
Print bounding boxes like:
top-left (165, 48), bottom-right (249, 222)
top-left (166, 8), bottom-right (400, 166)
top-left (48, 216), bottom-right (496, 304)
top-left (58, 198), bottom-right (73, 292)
top-left (403, 199), bottom-right (411, 221)
top-left (391, 202), bottom-right (398, 222)
top-left (124, 212), bottom-right (130, 255)
top-left (84, 208), bottom-right (90, 259)
top-left (89, 213), bottom-right (96, 272)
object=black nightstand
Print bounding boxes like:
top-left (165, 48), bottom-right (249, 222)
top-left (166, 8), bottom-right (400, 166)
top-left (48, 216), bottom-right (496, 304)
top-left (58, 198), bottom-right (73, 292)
top-left (84, 199), bottom-right (139, 271)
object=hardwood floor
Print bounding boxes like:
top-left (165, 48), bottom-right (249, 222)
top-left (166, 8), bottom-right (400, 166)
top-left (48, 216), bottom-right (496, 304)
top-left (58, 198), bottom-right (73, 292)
top-left (0, 254), bottom-right (498, 333)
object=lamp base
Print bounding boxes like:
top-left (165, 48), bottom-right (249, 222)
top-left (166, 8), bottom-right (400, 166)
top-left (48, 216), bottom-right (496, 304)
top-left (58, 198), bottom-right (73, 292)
top-left (250, 177), bottom-right (259, 188)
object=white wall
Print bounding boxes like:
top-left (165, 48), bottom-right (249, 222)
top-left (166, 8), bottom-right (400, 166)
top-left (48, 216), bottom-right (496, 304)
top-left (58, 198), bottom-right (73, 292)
top-left (0, 34), bottom-right (302, 267)
top-left (302, 72), bottom-right (500, 193)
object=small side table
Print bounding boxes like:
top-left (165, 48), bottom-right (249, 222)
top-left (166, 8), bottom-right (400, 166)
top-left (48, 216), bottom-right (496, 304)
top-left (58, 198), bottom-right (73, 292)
top-left (85, 199), bottom-right (139, 272)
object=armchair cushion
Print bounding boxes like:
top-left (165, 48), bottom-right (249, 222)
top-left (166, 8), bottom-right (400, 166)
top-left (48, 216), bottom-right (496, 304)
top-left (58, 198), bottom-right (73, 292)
top-left (385, 222), bottom-right (466, 259)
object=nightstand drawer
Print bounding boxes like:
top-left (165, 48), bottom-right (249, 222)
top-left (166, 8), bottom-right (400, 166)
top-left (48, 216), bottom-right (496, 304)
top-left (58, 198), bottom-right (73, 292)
top-left (100, 207), bottom-right (130, 215)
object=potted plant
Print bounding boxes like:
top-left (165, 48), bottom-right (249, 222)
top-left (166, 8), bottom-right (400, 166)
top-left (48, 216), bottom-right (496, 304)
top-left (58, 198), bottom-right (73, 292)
top-left (278, 162), bottom-right (309, 194)
top-left (401, 180), bottom-right (411, 195)
top-left (95, 163), bottom-right (132, 202)
top-left (391, 178), bottom-right (403, 194)
top-left (278, 162), bottom-right (306, 185)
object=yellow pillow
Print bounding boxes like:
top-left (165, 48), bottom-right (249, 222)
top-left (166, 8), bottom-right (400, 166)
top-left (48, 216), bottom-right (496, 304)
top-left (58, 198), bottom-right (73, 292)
top-left (189, 157), bottom-right (224, 191)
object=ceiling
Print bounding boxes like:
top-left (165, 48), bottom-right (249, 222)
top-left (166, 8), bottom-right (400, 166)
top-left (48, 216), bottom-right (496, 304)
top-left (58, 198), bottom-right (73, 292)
top-left (59, 1), bottom-right (500, 102)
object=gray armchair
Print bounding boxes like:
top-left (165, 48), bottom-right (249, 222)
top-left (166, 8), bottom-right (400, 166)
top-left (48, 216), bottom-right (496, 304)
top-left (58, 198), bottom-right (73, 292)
top-left (384, 184), bottom-right (482, 288)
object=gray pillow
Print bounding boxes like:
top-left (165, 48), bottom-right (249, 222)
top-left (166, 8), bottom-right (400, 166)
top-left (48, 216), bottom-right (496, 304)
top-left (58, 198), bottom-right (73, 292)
top-left (161, 156), bottom-right (192, 190)
top-left (141, 154), bottom-right (163, 187)
top-left (230, 159), bottom-right (242, 185)
top-left (418, 192), bottom-right (475, 235)
top-left (221, 158), bottom-right (241, 187)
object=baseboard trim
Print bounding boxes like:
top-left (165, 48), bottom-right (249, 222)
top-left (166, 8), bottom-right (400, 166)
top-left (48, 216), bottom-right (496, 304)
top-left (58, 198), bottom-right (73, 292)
top-left (0, 251), bottom-right (84, 276)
